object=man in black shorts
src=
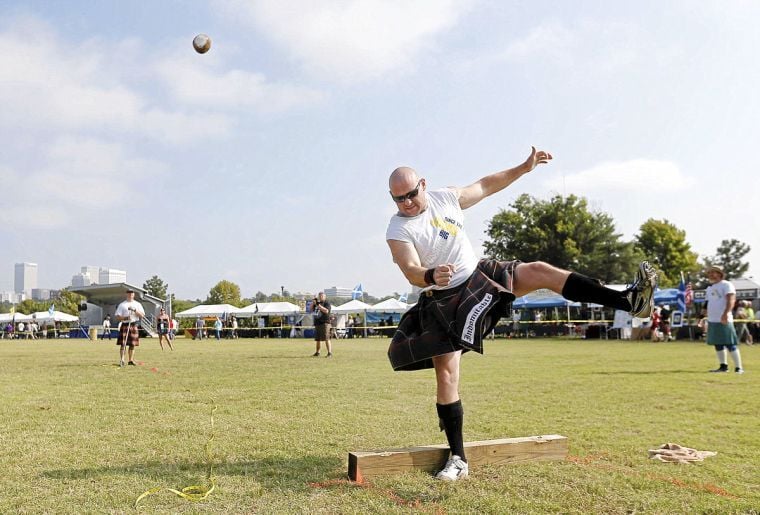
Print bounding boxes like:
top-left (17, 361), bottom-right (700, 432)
top-left (386, 147), bottom-right (657, 480)
top-left (312, 292), bottom-right (333, 357)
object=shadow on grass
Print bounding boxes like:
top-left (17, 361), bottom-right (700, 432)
top-left (42, 455), bottom-right (345, 491)
top-left (590, 370), bottom-right (707, 375)
top-left (250, 355), bottom-right (324, 360)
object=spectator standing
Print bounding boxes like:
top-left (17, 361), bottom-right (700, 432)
top-left (734, 300), bottom-right (754, 345)
top-left (194, 317), bottom-right (204, 340)
top-left (101, 315), bottom-right (112, 340)
top-left (705, 266), bottom-right (744, 373)
top-left (312, 292), bottom-right (332, 357)
top-left (230, 316), bottom-right (238, 339)
top-left (659, 304), bottom-right (672, 341)
top-left (170, 317), bottom-right (178, 340)
top-left (650, 306), bottom-right (662, 342)
top-left (214, 317), bottom-right (223, 340)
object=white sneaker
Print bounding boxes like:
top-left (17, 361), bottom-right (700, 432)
top-left (435, 455), bottom-right (468, 481)
top-left (627, 261), bottom-right (657, 318)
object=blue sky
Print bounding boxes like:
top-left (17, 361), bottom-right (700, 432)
top-left (1, 0), bottom-right (758, 300)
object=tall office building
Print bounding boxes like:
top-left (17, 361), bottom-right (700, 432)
top-left (70, 265), bottom-right (127, 286)
top-left (71, 273), bottom-right (91, 288)
top-left (98, 268), bottom-right (126, 284)
top-left (14, 262), bottom-right (38, 297)
top-left (0, 291), bottom-right (24, 303)
top-left (323, 286), bottom-right (354, 298)
top-left (32, 289), bottom-right (51, 301)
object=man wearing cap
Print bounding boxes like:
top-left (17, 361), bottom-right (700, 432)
top-left (705, 266), bottom-right (744, 373)
top-left (115, 289), bottom-right (145, 366)
top-left (385, 147), bottom-right (658, 481)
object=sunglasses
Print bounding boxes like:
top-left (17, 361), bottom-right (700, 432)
top-left (390, 179), bottom-right (423, 203)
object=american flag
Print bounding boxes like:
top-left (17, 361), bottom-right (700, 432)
top-left (678, 273), bottom-right (694, 312)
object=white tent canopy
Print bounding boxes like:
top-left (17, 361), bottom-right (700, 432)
top-left (332, 299), bottom-right (372, 314)
top-left (175, 304), bottom-right (242, 318)
top-left (30, 311), bottom-right (79, 323)
top-left (368, 298), bottom-right (409, 313)
top-left (0, 312), bottom-right (31, 323)
top-left (237, 302), bottom-right (301, 317)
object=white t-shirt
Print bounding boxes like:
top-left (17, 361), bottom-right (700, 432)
top-left (115, 300), bottom-right (145, 323)
top-left (705, 280), bottom-right (735, 323)
top-left (386, 188), bottom-right (479, 291)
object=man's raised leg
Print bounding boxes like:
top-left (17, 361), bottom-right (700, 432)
top-left (512, 261), bottom-right (656, 317)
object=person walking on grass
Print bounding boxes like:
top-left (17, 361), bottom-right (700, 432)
top-left (156, 307), bottom-right (173, 351)
top-left (705, 266), bottom-right (744, 373)
top-left (115, 289), bottom-right (145, 366)
top-left (385, 146), bottom-right (657, 481)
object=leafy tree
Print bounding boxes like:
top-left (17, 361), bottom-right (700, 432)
top-left (484, 194), bottom-right (640, 283)
top-left (142, 275), bottom-right (168, 299)
top-left (16, 299), bottom-right (47, 314)
top-left (53, 289), bottom-right (86, 316)
top-left (706, 239), bottom-right (751, 280)
top-left (206, 280), bottom-right (242, 306)
top-left (170, 298), bottom-right (197, 324)
top-left (634, 219), bottom-right (699, 287)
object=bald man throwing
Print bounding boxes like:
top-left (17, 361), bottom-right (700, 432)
top-left (385, 147), bottom-right (657, 480)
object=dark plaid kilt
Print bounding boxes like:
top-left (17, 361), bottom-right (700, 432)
top-left (116, 322), bottom-right (140, 347)
top-left (388, 259), bottom-right (519, 371)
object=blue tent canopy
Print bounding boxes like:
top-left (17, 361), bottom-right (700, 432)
top-left (513, 293), bottom-right (581, 309)
top-left (653, 288), bottom-right (679, 305)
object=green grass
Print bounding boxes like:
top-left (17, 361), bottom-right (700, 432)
top-left (0, 337), bottom-right (757, 514)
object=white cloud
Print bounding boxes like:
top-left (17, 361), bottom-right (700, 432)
top-left (155, 54), bottom-right (324, 112)
top-left (218, 0), bottom-right (473, 82)
top-left (486, 19), bottom-right (669, 75)
top-left (0, 137), bottom-right (165, 228)
top-left (0, 16), bottom-right (320, 146)
top-left (544, 159), bottom-right (688, 195)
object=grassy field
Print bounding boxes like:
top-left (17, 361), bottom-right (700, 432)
top-left (0, 336), bottom-right (757, 514)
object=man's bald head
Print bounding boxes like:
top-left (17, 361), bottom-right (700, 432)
top-left (388, 166), bottom-right (427, 216)
top-left (389, 166), bottom-right (418, 190)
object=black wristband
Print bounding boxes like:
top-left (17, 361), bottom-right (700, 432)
top-left (424, 268), bottom-right (436, 285)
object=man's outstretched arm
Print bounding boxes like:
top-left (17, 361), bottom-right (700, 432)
top-left (456, 146), bottom-right (552, 210)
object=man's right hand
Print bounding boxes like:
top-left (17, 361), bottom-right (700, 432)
top-left (433, 264), bottom-right (456, 286)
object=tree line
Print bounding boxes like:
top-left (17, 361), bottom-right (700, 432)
top-left (484, 193), bottom-right (750, 288)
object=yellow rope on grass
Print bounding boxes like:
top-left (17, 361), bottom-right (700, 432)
top-left (135, 401), bottom-right (217, 508)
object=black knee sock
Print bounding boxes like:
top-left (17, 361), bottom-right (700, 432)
top-left (437, 400), bottom-right (466, 461)
top-left (561, 272), bottom-right (631, 312)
